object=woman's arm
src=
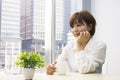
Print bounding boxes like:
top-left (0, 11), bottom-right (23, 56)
top-left (74, 42), bottom-right (106, 73)
top-left (46, 43), bottom-right (69, 75)
top-left (57, 43), bottom-right (70, 61)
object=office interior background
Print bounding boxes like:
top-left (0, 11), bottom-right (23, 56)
top-left (0, 0), bottom-right (120, 76)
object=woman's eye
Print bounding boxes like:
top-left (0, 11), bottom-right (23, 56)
top-left (77, 24), bottom-right (82, 27)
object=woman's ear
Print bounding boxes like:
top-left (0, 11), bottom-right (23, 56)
top-left (88, 24), bottom-right (93, 32)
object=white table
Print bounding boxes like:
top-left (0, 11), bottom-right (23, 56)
top-left (0, 70), bottom-right (120, 80)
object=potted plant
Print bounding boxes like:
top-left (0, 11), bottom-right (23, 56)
top-left (15, 51), bottom-right (46, 80)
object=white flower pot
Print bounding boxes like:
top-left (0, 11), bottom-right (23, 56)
top-left (23, 68), bottom-right (35, 80)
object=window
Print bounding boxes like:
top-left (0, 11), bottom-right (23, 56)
top-left (0, 0), bottom-right (84, 72)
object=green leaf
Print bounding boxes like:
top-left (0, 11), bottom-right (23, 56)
top-left (15, 51), bottom-right (46, 68)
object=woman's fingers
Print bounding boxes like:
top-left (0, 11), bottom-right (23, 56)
top-left (77, 31), bottom-right (91, 45)
top-left (81, 31), bottom-right (90, 40)
top-left (46, 64), bottom-right (56, 75)
top-left (52, 60), bottom-right (57, 65)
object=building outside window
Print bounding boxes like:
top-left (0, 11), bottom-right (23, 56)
top-left (0, 0), bottom-right (21, 72)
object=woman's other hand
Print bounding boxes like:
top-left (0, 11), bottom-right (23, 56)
top-left (46, 61), bottom-right (57, 75)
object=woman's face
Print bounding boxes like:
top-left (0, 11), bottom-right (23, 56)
top-left (72, 22), bottom-right (88, 38)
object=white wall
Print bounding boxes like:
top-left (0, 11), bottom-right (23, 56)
top-left (91, 0), bottom-right (120, 76)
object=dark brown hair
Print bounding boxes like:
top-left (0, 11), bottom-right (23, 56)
top-left (69, 10), bottom-right (96, 36)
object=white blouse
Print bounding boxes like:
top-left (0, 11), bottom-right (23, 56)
top-left (57, 37), bottom-right (106, 73)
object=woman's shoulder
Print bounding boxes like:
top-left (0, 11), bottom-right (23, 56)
top-left (89, 37), bottom-right (107, 49)
top-left (64, 39), bottom-right (76, 49)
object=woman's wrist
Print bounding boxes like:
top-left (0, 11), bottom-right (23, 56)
top-left (76, 45), bottom-right (84, 52)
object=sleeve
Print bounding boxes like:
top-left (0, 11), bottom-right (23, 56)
top-left (74, 42), bottom-right (106, 73)
top-left (57, 43), bottom-right (70, 61)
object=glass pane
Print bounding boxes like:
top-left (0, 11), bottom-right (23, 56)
top-left (55, 0), bottom-right (82, 58)
top-left (0, 0), bottom-right (46, 72)
top-left (21, 0), bottom-right (45, 55)
top-left (0, 0), bottom-right (21, 72)
top-left (55, 0), bottom-right (70, 58)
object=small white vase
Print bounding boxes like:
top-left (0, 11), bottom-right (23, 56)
top-left (23, 68), bottom-right (35, 80)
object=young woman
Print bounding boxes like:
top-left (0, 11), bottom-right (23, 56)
top-left (46, 10), bottom-right (106, 75)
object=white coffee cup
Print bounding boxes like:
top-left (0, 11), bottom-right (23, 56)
top-left (55, 60), bottom-right (68, 75)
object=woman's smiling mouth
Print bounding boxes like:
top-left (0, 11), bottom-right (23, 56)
top-left (74, 33), bottom-right (80, 37)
